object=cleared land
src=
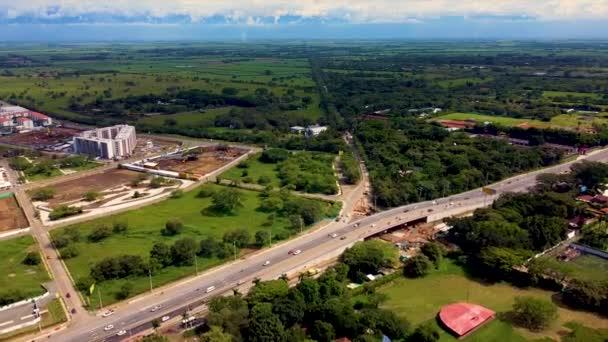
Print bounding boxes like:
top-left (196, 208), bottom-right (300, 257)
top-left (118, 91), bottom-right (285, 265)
top-left (155, 145), bottom-right (247, 178)
top-left (379, 260), bottom-right (608, 341)
top-left (0, 194), bottom-right (28, 231)
top-left (0, 235), bottom-right (50, 300)
top-left (52, 183), bottom-right (337, 307)
top-left (0, 128), bottom-right (82, 149)
top-left (32, 168), bottom-right (142, 208)
top-left (435, 112), bottom-right (608, 129)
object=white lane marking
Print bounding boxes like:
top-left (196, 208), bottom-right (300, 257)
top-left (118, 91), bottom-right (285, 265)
top-left (0, 320), bottom-right (14, 327)
top-left (20, 314), bottom-right (35, 320)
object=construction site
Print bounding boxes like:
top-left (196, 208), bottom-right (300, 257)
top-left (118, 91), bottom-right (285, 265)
top-left (0, 192), bottom-right (28, 231)
top-left (0, 127), bottom-right (82, 151)
top-left (136, 144), bottom-right (249, 180)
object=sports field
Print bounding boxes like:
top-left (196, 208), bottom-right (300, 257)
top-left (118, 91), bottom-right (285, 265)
top-left (52, 183), bottom-right (337, 307)
top-left (0, 235), bottom-right (50, 301)
top-left (378, 260), bottom-right (608, 341)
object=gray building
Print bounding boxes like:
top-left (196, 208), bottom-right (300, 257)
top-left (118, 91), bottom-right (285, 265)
top-left (73, 124), bottom-right (137, 159)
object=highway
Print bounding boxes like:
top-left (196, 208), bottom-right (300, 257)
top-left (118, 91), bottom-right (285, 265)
top-left (38, 147), bottom-right (608, 342)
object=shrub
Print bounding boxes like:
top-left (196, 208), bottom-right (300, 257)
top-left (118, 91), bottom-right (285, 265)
top-left (22, 251), bottom-right (41, 265)
top-left (170, 189), bottom-right (184, 199)
top-left (116, 282), bottom-right (133, 300)
top-left (196, 188), bottom-right (215, 198)
top-left (162, 219), bottom-right (183, 236)
top-left (403, 255), bottom-right (433, 278)
top-left (257, 175), bottom-right (271, 186)
top-left (510, 296), bottom-right (558, 331)
top-left (83, 191), bottom-right (100, 202)
top-left (31, 188), bottom-right (55, 201)
top-left (242, 176), bottom-right (254, 184)
top-left (88, 225), bottom-right (112, 242)
top-left (60, 245), bottom-right (80, 259)
top-left (49, 205), bottom-right (82, 221)
top-left (112, 221), bottom-right (128, 234)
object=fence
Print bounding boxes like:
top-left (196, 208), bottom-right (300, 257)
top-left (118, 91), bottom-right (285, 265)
top-left (570, 243), bottom-right (608, 260)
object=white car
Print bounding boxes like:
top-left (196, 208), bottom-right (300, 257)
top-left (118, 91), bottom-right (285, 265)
top-left (150, 305), bottom-right (162, 312)
top-left (116, 330), bottom-right (127, 336)
top-left (104, 324), bottom-right (114, 331)
top-left (293, 249), bottom-right (301, 255)
top-left (330, 233), bottom-right (338, 238)
top-left (101, 310), bottom-right (114, 317)
top-left (263, 260), bottom-right (271, 266)
top-left (162, 315), bottom-right (170, 322)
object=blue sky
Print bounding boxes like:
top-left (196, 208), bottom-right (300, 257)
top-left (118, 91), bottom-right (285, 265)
top-left (0, 1), bottom-right (607, 40)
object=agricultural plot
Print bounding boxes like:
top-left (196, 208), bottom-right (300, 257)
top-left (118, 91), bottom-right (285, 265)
top-left (0, 235), bottom-right (50, 302)
top-left (435, 112), bottom-right (608, 129)
top-left (378, 260), bottom-right (608, 341)
top-left (52, 183), bottom-right (337, 307)
top-left (0, 193), bottom-right (28, 231)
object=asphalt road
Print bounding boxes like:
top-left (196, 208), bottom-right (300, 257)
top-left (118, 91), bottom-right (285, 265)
top-left (39, 147), bottom-right (608, 342)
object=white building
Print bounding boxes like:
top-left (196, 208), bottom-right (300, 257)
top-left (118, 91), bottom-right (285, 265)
top-left (73, 124), bottom-right (137, 159)
top-left (0, 104), bottom-right (52, 130)
top-left (305, 125), bottom-right (328, 137)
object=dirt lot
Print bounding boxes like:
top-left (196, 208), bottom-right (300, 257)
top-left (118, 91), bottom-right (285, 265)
top-left (35, 169), bottom-right (142, 208)
top-left (132, 136), bottom-right (182, 159)
top-left (156, 146), bottom-right (246, 178)
top-left (0, 194), bottom-right (28, 231)
top-left (0, 127), bottom-right (82, 149)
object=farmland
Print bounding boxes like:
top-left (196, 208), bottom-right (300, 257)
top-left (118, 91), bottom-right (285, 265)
top-left (378, 260), bottom-right (608, 341)
top-left (51, 183), bottom-right (338, 307)
top-left (0, 193), bottom-right (28, 231)
top-left (435, 112), bottom-right (608, 129)
top-left (0, 236), bottom-right (50, 303)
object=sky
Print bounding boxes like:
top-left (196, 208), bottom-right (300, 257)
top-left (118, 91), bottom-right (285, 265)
top-left (0, 0), bottom-right (607, 41)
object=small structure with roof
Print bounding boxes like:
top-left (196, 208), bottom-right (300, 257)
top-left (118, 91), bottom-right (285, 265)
top-left (438, 302), bottom-right (495, 339)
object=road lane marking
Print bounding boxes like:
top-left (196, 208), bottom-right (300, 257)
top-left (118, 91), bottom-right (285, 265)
top-left (0, 320), bottom-right (14, 327)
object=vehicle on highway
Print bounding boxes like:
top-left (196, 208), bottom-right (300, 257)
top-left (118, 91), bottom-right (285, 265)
top-left (288, 249), bottom-right (295, 254)
top-left (340, 236), bottom-right (346, 240)
top-left (71, 308), bottom-right (77, 314)
top-left (116, 330), bottom-right (127, 336)
top-left (330, 233), bottom-right (338, 238)
top-left (263, 260), bottom-right (271, 266)
top-left (403, 209), bottom-right (409, 213)
top-left (293, 249), bottom-right (301, 255)
top-left (101, 310), bottom-right (114, 317)
top-left (206, 286), bottom-right (216, 293)
top-left (104, 324), bottom-right (114, 331)
top-left (65, 292), bottom-right (70, 298)
top-left (427, 208), bottom-right (433, 212)
top-left (162, 315), bottom-right (170, 322)
top-left (150, 305), bottom-right (162, 312)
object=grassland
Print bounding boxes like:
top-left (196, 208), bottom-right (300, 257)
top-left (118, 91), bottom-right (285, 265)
top-left (543, 91), bottom-right (602, 100)
top-left (52, 183), bottom-right (337, 307)
top-left (221, 153), bottom-right (281, 187)
top-left (536, 254), bottom-right (608, 283)
top-left (435, 112), bottom-right (608, 129)
top-left (0, 235), bottom-right (50, 299)
top-left (138, 107), bottom-right (234, 128)
top-left (378, 259), bottom-right (608, 342)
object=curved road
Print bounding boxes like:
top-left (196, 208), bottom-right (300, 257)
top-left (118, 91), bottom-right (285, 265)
top-left (36, 148), bottom-right (608, 342)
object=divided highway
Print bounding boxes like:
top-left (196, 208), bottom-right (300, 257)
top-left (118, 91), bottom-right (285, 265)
top-left (37, 147), bottom-right (608, 342)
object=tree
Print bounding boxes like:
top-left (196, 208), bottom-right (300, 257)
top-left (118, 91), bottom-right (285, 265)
top-left (255, 230), bottom-right (271, 247)
top-left (248, 303), bottom-right (285, 342)
top-left (170, 238), bottom-right (197, 266)
top-left (31, 188), bottom-right (55, 201)
top-left (60, 245), bottom-right (80, 259)
top-left (341, 240), bottom-right (397, 281)
top-left (162, 218), bottom-right (183, 236)
top-left (198, 237), bottom-right (218, 258)
top-left (151, 318), bottom-right (161, 330)
top-left (211, 188), bottom-right (243, 213)
top-left (88, 225), bottom-right (112, 242)
top-left (248, 279), bottom-right (289, 305)
top-left (22, 252), bottom-right (41, 265)
top-left (140, 334), bottom-right (168, 342)
top-left (259, 197), bottom-right (283, 212)
top-left (112, 221), bottom-right (128, 234)
top-left (477, 247), bottom-right (530, 279)
top-left (223, 229), bottom-right (250, 248)
top-left (421, 242), bottom-right (443, 268)
top-left (310, 320), bottom-right (335, 342)
top-left (403, 255), bottom-right (433, 278)
top-left (116, 282), bottom-right (133, 300)
top-left (272, 297), bottom-right (305, 327)
top-left (410, 322), bottom-right (440, 342)
top-left (359, 308), bottom-right (410, 340)
top-left (200, 326), bottom-right (233, 342)
top-left (150, 242), bottom-right (172, 267)
top-left (510, 296), bottom-right (558, 331)
top-left (207, 295), bottom-right (249, 341)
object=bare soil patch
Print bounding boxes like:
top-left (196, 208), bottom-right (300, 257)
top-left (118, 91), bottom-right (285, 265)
top-left (0, 127), bottom-right (82, 149)
top-left (156, 146), bottom-right (246, 178)
top-left (0, 194), bottom-right (28, 231)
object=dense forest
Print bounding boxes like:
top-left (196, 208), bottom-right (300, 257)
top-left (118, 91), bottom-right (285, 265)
top-left (356, 119), bottom-right (564, 207)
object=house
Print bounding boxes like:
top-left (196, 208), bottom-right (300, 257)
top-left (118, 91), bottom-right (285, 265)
top-left (305, 125), bottom-right (328, 137)
top-left (290, 126), bottom-right (305, 134)
top-left (16, 117), bottom-right (34, 129)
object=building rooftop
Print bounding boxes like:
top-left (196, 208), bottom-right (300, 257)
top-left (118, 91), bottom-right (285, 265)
top-left (439, 302), bottom-right (495, 338)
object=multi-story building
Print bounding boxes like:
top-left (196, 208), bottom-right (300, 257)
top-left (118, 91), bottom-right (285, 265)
top-left (73, 124), bottom-right (137, 159)
top-left (0, 104), bottom-right (53, 131)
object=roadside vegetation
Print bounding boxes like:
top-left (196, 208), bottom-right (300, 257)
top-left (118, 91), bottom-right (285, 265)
top-left (8, 153), bottom-right (98, 182)
top-left (0, 235), bottom-right (49, 306)
top-left (51, 184), bottom-right (339, 307)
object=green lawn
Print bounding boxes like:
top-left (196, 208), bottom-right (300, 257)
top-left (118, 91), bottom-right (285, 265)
top-left (378, 259), bottom-right (608, 341)
top-left (0, 235), bottom-right (49, 299)
top-left (52, 183), bottom-right (337, 307)
top-left (535, 254), bottom-right (608, 283)
top-left (221, 153), bottom-right (281, 187)
top-left (435, 112), bottom-right (608, 130)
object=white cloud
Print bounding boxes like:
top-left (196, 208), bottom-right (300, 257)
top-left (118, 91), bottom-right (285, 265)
top-left (0, 0), bottom-right (606, 22)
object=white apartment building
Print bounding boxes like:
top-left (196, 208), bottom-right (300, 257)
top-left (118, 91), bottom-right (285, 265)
top-left (73, 124), bottom-right (137, 159)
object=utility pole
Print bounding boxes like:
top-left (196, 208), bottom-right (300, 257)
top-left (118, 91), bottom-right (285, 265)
top-left (148, 268), bottom-right (153, 293)
top-left (98, 287), bottom-right (103, 310)
top-left (233, 240), bottom-right (237, 261)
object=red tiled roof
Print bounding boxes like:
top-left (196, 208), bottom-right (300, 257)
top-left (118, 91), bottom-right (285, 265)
top-left (16, 117), bottom-right (31, 122)
top-left (438, 120), bottom-right (476, 129)
top-left (439, 302), bottom-right (495, 337)
top-left (29, 111), bottom-right (50, 120)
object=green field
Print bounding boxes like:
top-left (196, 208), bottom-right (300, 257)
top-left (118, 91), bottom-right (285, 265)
top-left (435, 112), bottom-right (608, 130)
top-left (221, 151), bottom-right (338, 194)
top-left (536, 254), bottom-right (608, 283)
top-left (378, 259), bottom-right (608, 341)
top-left (53, 183), bottom-right (337, 307)
top-left (543, 91), bottom-right (602, 100)
top-left (0, 235), bottom-right (49, 300)
top-left (138, 107), bottom-right (234, 128)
